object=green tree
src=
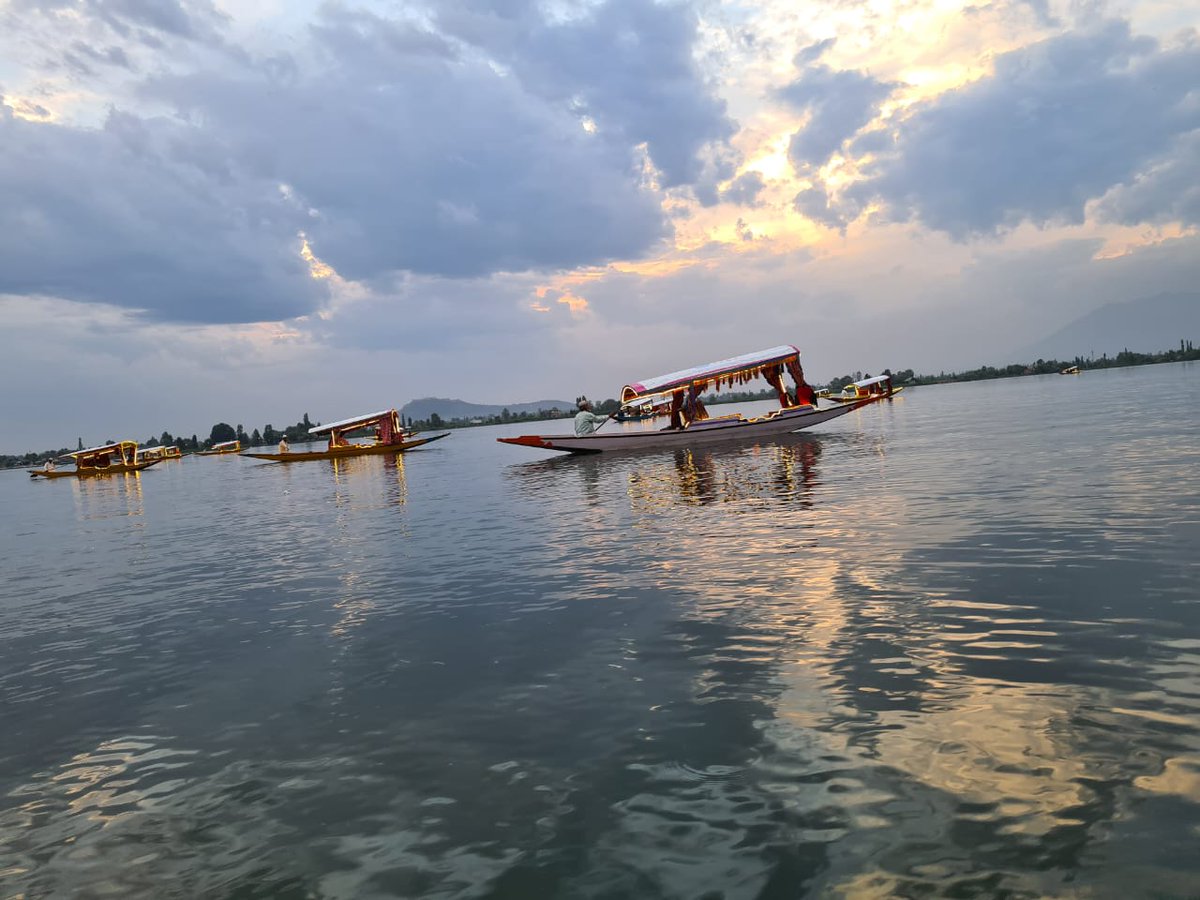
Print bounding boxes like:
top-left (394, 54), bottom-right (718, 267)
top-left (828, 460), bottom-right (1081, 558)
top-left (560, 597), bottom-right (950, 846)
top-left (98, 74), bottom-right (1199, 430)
top-left (429, 412), bottom-right (444, 429)
top-left (209, 423), bottom-right (237, 445)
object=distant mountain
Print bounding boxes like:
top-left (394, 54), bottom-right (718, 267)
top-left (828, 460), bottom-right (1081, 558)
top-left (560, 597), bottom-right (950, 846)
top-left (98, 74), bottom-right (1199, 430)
top-left (400, 397), bottom-right (575, 422)
top-left (1016, 292), bottom-right (1200, 362)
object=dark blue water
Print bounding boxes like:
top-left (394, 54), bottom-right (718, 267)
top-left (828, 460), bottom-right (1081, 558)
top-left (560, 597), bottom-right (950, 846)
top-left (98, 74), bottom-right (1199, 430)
top-left (2, 363), bottom-right (1198, 898)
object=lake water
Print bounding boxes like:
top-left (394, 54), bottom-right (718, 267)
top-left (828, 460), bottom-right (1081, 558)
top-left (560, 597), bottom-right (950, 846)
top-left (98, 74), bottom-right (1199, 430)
top-left (2, 363), bottom-right (1198, 899)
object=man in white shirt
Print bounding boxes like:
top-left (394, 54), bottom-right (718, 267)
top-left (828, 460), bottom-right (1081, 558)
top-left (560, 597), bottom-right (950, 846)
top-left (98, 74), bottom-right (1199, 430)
top-left (573, 399), bottom-right (609, 436)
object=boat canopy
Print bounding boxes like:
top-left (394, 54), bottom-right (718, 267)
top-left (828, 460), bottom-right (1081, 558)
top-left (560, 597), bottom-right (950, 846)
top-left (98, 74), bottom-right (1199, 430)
top-left (848, 375), bottom-right (892, 389)
top-left (212, 440), bottom-right (240, 450)
top-left (622, 345), bottom-right (801, 405)
top-left (308, 410), bottom-right (398, 436)
top-left (70, 441), bottom-right (137, 458)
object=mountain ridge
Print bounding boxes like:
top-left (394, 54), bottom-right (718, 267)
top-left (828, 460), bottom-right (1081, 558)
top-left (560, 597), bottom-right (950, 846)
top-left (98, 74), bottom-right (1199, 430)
top-left (1014, 291), bottom-right (1199, 362)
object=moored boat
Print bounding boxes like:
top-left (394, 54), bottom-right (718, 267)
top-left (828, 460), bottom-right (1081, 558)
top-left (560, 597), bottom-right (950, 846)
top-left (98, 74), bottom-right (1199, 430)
top-left (826, 374), bottom-right (903, 403)
top-left (197, 440), bottom-right (241, 456)
top-left (241, 409), bottom-right (449, 462)
top-left (138, 444), bottom-right (183, 462)
top-left (498, 345), bottom-right (866, 454)
top-left (1060, 365), bottom-right (1080, 375)
top-left (29, 441), bottom-right (161, 478)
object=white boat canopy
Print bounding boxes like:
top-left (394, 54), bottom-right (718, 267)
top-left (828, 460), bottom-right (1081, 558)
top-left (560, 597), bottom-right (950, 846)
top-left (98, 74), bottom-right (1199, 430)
top-left (212, 440), bottom-right (240, 449)
top-left (70, 441), bottom-right (136, 457)
top-left (309, 410), bottom-right (397, 436)
top-left (622, 345), bottom-right (801, 405)
top-left (848, 375), bottom-right (892, 389)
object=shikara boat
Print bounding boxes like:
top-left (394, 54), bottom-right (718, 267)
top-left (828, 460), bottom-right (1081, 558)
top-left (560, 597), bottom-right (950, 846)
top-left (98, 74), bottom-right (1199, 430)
top-left (138, 444), bottom-right (183, 462)
top-left (29, 440), bottom-right (161, 478)
top-left (827, 374), bottom-right (903, 403)
top-left (1060, 365), bottom-right (1080, 375)
top-left (498, 345), bottom-right (865, 454)
top-left (241, 409), bottom-right (449, 462)
top-left (197, 440), bottom-right (241, 456)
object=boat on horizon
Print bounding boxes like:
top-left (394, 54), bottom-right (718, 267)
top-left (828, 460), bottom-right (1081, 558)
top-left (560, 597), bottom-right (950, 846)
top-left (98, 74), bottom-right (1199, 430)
top-left (138, 444), bottom-right (183, 462)
top-left (196, 440), bottom-right (241, 456)
top-left (241, 409), bottom-right (449, 462)
top-left (1061, 365), bottom-right (1080, 375)
top-left (29, 441), bottom-right (161, 478)
top-left (497, 345), bottom-right (866, 454)
top-left (827, 374), bottom-right (903, 403)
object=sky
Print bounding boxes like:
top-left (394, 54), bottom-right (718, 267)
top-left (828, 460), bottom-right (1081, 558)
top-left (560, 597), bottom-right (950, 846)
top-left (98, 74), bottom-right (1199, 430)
top-left (1, 0), bottom-right (1197, 452)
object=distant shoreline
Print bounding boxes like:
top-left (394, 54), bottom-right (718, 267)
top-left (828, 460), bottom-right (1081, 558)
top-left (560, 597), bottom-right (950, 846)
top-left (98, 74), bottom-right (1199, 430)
top-left (3, 348), bottom-right (1195, 466)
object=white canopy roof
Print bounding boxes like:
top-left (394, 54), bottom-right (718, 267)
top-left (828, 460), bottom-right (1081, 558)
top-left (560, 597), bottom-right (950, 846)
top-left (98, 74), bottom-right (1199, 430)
top-left (70, 441), bottom-right (135, 457)
top-left (849, 375), bottom-right (892, 389)
top-left (308, 409), bottom-right (396, 435)
top-left (622, 345), bottom-right (800, 404)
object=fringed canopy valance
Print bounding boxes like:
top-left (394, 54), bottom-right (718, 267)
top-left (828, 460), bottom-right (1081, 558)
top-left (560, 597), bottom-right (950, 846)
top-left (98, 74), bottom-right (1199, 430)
top-left (621, 345), bottom-right (801, 405)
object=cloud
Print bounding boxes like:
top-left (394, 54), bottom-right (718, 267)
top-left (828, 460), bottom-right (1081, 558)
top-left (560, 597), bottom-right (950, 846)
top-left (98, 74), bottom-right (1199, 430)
top-left (1095, 130), bottom-right (1200, 227)
top-left (720, 170), bottom-right (766, 207)
top-left (2, 1), bottom-right (696, 326)
top-left (11, 0), bottom-right (229, 43)
top-left (777, 60), bottom-right (896, 170)
top-left (140, 3), bottom-right (672, 285)
top-left (435, 0), bottom-right (737, 190)
top-left (0, 100), bottom-right (326, 323)
top-left (841, 20), bottom-right (1200, 236)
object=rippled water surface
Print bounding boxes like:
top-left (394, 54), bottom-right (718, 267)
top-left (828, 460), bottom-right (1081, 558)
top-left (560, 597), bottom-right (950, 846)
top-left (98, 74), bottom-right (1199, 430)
top-left (3, 363), bottom-right (1199, 899)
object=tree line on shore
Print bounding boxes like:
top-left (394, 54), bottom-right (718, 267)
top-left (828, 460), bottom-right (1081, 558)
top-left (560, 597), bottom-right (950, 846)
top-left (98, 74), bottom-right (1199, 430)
top-left (4, 341), bottom-right (1195, 468)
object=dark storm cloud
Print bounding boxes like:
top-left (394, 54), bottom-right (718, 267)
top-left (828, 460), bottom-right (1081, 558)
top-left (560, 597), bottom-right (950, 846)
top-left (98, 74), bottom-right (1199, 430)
top-left (1096, 131), bottom-right (1200, 227)
top-left (435, 0), bottom-right (737, 189)
top-left (841, 20), bottom-right (1200, 237)
top-left (777, 60), bottom-right (896, 169)
top-left (3, 0), bottom-right (707, 325)
top-left (0, 101), bottom-right (324, 323)
top-left (142, 2), bottom-right (670, 283)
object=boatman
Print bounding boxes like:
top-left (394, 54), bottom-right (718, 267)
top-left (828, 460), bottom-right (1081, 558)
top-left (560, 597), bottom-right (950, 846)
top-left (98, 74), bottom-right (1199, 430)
top-left (278, 437), bottom-right (290, 453)
top-left (574, 398), bottom-right (608, 436)
top-left (42, 458), bottom-right (56, 472)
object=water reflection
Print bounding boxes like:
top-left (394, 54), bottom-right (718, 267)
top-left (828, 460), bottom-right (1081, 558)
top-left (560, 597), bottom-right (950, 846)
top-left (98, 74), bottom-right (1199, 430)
top-left (627, 437), bottom-right (824, 510)
top-left (2, 365), bottom-right (1199, 897)
top-left (70, 472), bottom-right (145, 521)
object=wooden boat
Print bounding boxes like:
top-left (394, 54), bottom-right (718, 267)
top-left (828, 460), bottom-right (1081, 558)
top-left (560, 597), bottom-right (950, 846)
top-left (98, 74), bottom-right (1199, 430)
top-left (241, 409), bottom-right (449, 462)
top-left (138, 444), bottom-right (183, 462)
top-left (826, 374), bottom-right (903, 403)
top-left (498, 345), bottom-right (866, 454)
top-left (197, 440), bottom-right (241, 456)
top-left (29, 440), bottom-right (161, 478)
top-left (1060, 365), bottom-right (1080, 375)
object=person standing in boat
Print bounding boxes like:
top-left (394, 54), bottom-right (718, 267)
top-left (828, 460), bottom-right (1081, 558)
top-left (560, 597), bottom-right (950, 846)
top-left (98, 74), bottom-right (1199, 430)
top-left (278, 437), bottom-right (290, 453)
top-left (574, 398), bottom-right (608, 436)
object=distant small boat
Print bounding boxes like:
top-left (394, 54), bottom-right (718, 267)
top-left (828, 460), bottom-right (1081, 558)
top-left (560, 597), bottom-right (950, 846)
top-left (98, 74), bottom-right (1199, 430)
top-left (826, 374), bottom-right (903, 403)
top-left (29, 441), bottom-right (161, 478)
top-left (241, 409), bottom-right (449, 462)
top-left (614, 402), bottom-right (667, 422)
top-left (498, 345), bottom-right (863, 454)
top-left (138, 445), bottom-right (183, 462)
top-left (196, 440), bottom-right (241, 456)
top-left (1060, 365), bottom-right (1080, 375)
